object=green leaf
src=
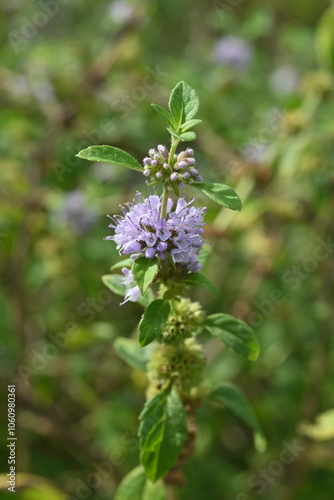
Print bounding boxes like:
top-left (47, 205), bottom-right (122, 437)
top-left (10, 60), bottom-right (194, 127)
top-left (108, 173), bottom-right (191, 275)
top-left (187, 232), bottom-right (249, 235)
top-left (168, 81), bottom-right (199, 130)
top-left (197, 247), bottom-right (210, 267)
top-left (76, 145), bottom-right (143, 172)
top-left (113, 338), bottom-right (154, 371)
top-left (139, 387), bottom-right (187, 482)
top-left (151, 104), bottom-right (176, 128)
top-left (185, 273), bottom-right (217, 296)
top-left (181, 119), bottom-right (202, 132)
top-left (102, 274), bottom-right (127, 296)
top-left (111, 258), bottom-right (133, 271)
top-left (138, 299), bottom-right (170, 347)
top-left (194, 182), bottom-right (242, 211)
top-left (180, 131), bottom-right (196, 141)
top-left (167, 128), bottom-right (196, 142)
top-left (210, 383), bottom-right (266, 452)
top-left (114, 465), bottom-right (166, 500)
top-left (204, 313), bottom-right (260, 361)
top-left (132, 258), bottom-right (159, 295)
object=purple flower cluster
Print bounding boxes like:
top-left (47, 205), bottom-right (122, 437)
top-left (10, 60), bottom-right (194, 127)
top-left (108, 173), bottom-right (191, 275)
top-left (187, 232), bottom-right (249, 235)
top-left (107, 194), bottom-right (206, 272)
top-left (211, 36), bottom-right (253, 71)
top-left (143, 146), bottom-right (202, 186)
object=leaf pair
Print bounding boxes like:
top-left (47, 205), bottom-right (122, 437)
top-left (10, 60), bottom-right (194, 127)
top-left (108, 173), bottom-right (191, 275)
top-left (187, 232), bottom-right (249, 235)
top-left (152, 81), bottom-right (202, 141)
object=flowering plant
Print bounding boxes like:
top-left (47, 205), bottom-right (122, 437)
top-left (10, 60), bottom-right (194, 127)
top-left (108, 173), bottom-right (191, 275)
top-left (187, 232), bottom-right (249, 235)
top-left (77, 82), bottom-right (264, 498)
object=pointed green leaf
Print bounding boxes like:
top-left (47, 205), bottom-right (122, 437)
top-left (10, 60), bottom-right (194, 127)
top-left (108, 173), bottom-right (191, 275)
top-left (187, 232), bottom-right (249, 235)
top-left (132, 258), bottom-right (159, 295)
top-left (139, 387), bottom-right (187, 482)
top-left (210, 382), bottom-right (266, 452)
top-left (151, 104), bottom-right (176, 128)
top-left (111, 258), bottom-right (133, 271)
top-left (167, 128), bottom-right (196, 142)
top-left (180, 131), bottom-right (196, 141)
top-left (102, 274), bottom-right (127, 296)
top-left (168, 81), bottom-right (199, 130)
top-left (197, 248), bottom-right (211, 267)
top-left (113, 338), bottom-right (154, 371)
top-left (181, 119), bottom-right (202, 132)
top-left (185, 273), bottom-right (217, 296)
top-left (138, 299), bottom-right (170, 347)
top-left (204, 313), bottom-right (260, 361)
top-left (194, 182), bottom-right (242, 211)
top-left (114, 465), bottom-right (166, 500)
top-left (76, 145), bottom-right (143, 172)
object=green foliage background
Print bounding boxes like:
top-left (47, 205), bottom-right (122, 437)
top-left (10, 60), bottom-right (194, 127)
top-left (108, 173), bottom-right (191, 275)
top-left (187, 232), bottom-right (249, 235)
top-left (1, 0), bottom-right (334, 499)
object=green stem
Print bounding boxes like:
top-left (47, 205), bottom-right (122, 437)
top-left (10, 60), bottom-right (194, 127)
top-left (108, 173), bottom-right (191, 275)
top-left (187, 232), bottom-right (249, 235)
top-left (160, 184), bottom-right (169, 219)
top-left (168, 136), bottom-right (179, 165)
top-left (159, 136), bottom-right (179, 282)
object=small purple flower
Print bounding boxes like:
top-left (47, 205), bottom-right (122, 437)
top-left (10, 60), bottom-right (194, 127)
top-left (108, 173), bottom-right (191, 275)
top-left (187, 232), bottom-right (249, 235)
top-left (211, 36), bottom-right (253, 71)
top-left (117, 267), bottom-right (141, 305)
top-left (106, 194), bottom-right (206, 271)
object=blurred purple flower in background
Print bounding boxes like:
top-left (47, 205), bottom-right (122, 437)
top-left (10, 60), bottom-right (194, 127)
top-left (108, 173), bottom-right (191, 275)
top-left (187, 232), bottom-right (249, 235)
top-left (211, 35), bottom-right (253, 71)
top-left (107, 194), bottom-right (206, 272)
top-left (269, 65), bottom-right (299, 95)
top-left (57, 190), bottom-right (97, 235)
top-left (108, 1), bottom-right (134, 23)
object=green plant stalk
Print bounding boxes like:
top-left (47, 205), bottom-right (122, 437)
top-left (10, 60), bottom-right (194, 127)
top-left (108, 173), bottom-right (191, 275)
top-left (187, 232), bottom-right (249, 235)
top-left (160, 184), bottom-right (170, 220)
top-left (168, 136), bottom-right (179, 165)
top-left (159, 135), bottom-right (179, 280)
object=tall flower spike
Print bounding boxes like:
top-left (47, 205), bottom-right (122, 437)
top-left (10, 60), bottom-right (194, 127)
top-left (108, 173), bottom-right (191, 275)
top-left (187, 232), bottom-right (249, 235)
top-left (106, 194), bottom-right (206, 272)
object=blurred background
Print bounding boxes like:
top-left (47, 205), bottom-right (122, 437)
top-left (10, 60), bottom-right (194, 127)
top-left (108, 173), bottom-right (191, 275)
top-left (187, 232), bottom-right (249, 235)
top-left (1, 0), bottom-right (334, 499)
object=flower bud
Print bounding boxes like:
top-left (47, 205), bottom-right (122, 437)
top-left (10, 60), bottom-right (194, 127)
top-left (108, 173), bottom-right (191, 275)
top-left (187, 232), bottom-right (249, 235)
top-left (178, 161), bottom-right (188, 169)
top-left (186, 158), bottom-right (196, 165)
top-left (145, 247), bottom-right (156, 258)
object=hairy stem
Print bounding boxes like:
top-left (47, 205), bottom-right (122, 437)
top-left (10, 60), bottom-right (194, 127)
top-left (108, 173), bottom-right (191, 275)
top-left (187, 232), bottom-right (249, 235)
top-left (160, 184), bottom-right (169, 219)
top-left (168, 136), bottom-right (179, 165)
